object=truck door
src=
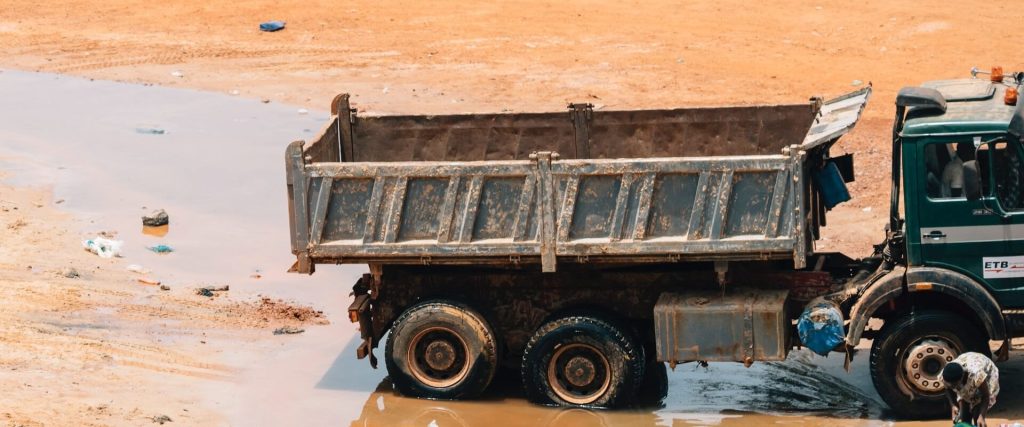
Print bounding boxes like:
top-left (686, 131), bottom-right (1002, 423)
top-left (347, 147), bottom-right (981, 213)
top-left (914, 138), bottom-right (1024, 307)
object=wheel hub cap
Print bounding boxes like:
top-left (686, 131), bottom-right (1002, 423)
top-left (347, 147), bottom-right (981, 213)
top-left (424, 340), bottom-right (457, 371)
top-left (903, 338), bottom-right (957, 393)
top-left (564, 356), bottom-right (597, 387)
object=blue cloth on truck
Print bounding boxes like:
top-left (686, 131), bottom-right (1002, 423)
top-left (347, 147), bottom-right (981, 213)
top-left (797, 300), bottom-right (845, 356)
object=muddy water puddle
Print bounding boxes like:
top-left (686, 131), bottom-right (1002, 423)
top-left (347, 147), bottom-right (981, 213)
top-left (2, 69), bottom-right (1022, 426)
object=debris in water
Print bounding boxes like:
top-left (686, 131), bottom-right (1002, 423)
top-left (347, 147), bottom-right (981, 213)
top-left (260, 98), bottom-right (271, 104)
top-left (83, 237), bottom-right (123, 258)
top-left (58, 267), bottom-right (80, 279)
top-left (126, 264), bottom-right (149, 274)
top-left (142, 209), bottom-right (169, 227)
top-left (135, 127), bottom-right (166, 135)
top-left (273, 326), bottom-right (305, 335)
top-left (147, 244), bottom-right (174, 254)
top-left (259, 21), bottom-right (286, 32)
top-left (229, 89), bottom-right (240, 96)
top-left (196, 285), bottom-right (229, 297)
top-left (297, 108), bottom-right (308, 115)
top-left (138, 277), bottom-right (160, 286)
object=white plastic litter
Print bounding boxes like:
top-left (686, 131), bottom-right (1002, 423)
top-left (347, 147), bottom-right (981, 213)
top-left (83, 237), bottom-right (123, 258)
top-left (126, 264), bottom-right (149, 274)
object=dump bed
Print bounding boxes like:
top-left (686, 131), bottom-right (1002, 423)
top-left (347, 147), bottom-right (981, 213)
top-left (287, 88), bottom-right (870, 273)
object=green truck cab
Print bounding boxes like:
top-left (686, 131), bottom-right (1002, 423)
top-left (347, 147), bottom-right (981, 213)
top-left (844, 73), bottom-right (1024, 417)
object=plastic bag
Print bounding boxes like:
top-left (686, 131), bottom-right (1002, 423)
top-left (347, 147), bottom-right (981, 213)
top-left (83, 237), bottom-right (123, 258)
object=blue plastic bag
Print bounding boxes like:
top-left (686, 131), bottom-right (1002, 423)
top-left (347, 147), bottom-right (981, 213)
top-left (797, 300), bottom-right (845, 356)
top-left (260, 21), bottom-right (286, 32)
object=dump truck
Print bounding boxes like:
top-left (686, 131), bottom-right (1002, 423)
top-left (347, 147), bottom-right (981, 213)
top-left (285, 69), bottom-right (1024, 417)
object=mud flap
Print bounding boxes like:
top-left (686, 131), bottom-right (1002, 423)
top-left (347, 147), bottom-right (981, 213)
top-left (348, 276), bottom-right (377, 368)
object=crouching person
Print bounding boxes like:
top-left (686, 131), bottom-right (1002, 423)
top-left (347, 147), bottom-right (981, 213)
top-left (940, 352), bottom-right (999, 427)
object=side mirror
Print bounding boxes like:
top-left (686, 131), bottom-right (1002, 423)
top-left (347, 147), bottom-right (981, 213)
top-left (963, 160), bottom-right (982, 201)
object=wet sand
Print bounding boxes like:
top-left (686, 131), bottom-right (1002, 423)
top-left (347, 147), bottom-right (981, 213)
top-left (2, 70), bottom-right (1023, 426)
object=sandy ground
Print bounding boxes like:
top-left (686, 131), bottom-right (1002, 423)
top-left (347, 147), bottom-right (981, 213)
top-left (2, 0), bottom-right (1024, 425)
top-left (0, 177), bottom-right (327, 425)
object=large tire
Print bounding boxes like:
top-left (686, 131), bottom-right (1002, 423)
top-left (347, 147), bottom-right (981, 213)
top-left (521, 315), bottom-right (644, 408)
top-left (385, 300), bottom-right (498, 400)
top-left (869, 311), bottom-right (988, 418)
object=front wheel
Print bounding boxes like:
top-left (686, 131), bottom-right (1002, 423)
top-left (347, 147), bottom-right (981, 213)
top-left (521, 315), bottom-right (644, 408)
top-left (384, 300), bottom-right (498, 400)
top-left (869, 311), bottom-right (988, 418)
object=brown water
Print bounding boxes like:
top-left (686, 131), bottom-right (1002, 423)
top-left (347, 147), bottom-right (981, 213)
top-left (1, 69), bottom-right (1021, 426)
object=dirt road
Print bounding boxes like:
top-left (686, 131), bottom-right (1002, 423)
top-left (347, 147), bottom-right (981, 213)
top-left (2, 0), bottom-right (1024, 425)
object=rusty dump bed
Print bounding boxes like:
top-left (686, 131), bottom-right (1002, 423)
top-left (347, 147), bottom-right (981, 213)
top-left (287, 88), bottom-right (870, 273)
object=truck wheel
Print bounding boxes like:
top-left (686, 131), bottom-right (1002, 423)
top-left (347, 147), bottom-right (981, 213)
top-left (521, 315), bottom-right (644, 408)
top-left (385, 300), bottom-right (498, 400)
top-left (869, 311), bottom-right (987, 418)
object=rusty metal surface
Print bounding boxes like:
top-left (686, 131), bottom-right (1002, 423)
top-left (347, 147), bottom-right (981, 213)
top-left (288, 88), bottom-right (871, 273)
top-left (653, 289), bottom-right (790, 364)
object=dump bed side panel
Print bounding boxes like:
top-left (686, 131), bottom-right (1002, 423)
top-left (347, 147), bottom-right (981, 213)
top-left (287, 149), bottom-right (806, 272)
top-left (340, 104), bottom-right (815, 162)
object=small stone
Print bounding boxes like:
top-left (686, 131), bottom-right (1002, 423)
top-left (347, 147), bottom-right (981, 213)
top-left (58, 267), bottom-right (80, 279)
top-left (151, 414), bottom-right (173, 424)
top-left (260, 98), bottom-right (271, 104)
top-left (851, 79), bottom-right (863, 86)
top-left (297, 108), bottom-right (309, 115)
top-left (862, 207), bottom-right (872, 212)
top-left (273, 326), bottom-right (305, 335)
top-left (229, 89), bottom-right (240, 96)
top-left (160, 285), bottom-right (170, 291)
top-left (170, 71), bottom-right (184, 78)
top-left (142, 209), bottom-right (169, 227)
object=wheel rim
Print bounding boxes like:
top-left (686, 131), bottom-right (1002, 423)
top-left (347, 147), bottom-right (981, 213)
top-left (546, 343), bottom-right (611, 405)
top-left (900, 337), bottom-right (959, 394)
top-left (407, 326), bottom-right (471, 388)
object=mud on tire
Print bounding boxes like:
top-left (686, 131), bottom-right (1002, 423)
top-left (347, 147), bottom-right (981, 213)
top-left (385, 300), bottom-right (498, 400)
top-left (521, 315), bottom-right (644, 408)
top-left (869, 310), bottom-right (988, 419)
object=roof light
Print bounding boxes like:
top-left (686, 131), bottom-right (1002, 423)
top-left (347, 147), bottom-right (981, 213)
top-left (992, 66), bottom-right (1004, 83)
top-left (1006, 86), bottom-right (1019, 106)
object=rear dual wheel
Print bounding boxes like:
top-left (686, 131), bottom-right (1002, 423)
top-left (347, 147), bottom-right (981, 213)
top-left (522, 315), bottom-right (645, 408)
top-left (385, 300), bottom-right (498, 400)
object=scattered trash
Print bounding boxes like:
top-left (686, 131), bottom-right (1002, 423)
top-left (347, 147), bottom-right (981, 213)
top-left (142, 209), bottom-right (169, 227)
top-left (126, 264), bottom-right (149, 274)
top-left (196, 285), bottom-right (229, 297)
top-left (151, 414), bottom-right (173, 424)
top-left (259, 21), bottom-right (286, 32)
top-left (138, 278), bottom-right (161, 286)
top-left (170, 71), bottom-right (184, 78)
top-left (142, 224), bottom-right (169, 237)
top-left (160, 284), bottom-right (170, 291)
top-left (297, 108), bottom-right (308, 115)
top-left (135, 127), bottom-right (165, 135)
top-left (57, 267), bottom-right (80, 279)
top-left (382, 87), bottom-right (389, 94)
top-left (229, 89), bottom-right (240, 96)
top-left (862, 206), bottom-right (872, 212)
top-left (851, 79), bottom-right (863, 86)
top-left (273, 326), bottom-right (305, 335)
top-left (83, 237), bottom-right (123, 258)
top-left (676, 57), bottom-right (685, 64)
top-left (147, 244), bottom-right (174, 254)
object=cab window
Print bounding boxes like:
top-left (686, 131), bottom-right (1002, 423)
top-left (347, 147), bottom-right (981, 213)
top-left (978, 139), bottom-right (1024, 211)
top-left (923, 142), bottom-right (975, 199)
